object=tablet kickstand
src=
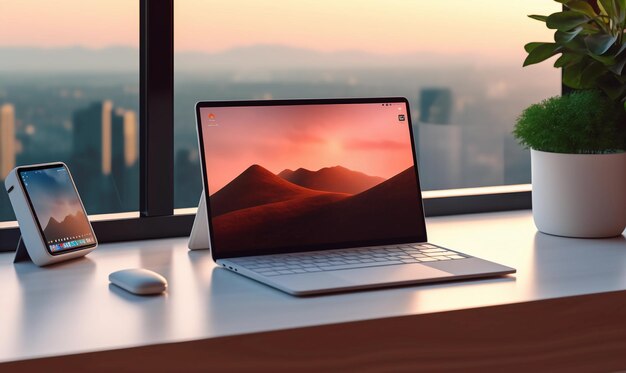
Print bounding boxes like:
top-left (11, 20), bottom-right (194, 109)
top-left (13, 236), bottom-right (32, 263)
top-left (188, 191), bottom-right (211, 251)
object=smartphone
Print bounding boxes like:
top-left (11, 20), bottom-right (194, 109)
top-left (5, 162), bottom-right (97, 265)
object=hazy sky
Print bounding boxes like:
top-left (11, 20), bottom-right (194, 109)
top-left (21, 168), bottom-right (83, 229)
top-left (200, 102), bottom-right (414, 193)
top-left (0, 1), bottom-right (558, 60)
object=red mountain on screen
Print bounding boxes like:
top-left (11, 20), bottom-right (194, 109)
top-left (278, 166), bottom-right (385, 194)
top-left (43, 211), bottom-right (91, 241)
top-left (210, 164), bottom-right (345, 217)
top-left (211, 165), bottom-right (422, 253)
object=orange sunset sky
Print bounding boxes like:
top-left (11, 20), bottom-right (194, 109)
top-left (200, 103), bottom-right (413, 193)
top-left (0, 1), bottom-right (558, 59)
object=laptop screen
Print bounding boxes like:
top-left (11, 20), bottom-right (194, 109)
top-left (197, 98), bottom-right (427, 259)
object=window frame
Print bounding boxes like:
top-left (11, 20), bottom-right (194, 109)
top-left (1, 0), bottom-right (555, 252)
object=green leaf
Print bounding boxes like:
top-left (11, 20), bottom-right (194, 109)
top-left (563, 61), bottom-right (586, 88)
top-left (616, 42), bottom-right (626, 55)
top-left (590, 53), bottom-right (616, 65)
top-left (566, 1), bottom-right (599, 17)
top-left (555, 27), bottom-right (583, 43)
top-left (609, 55), bottom-right (626, 74)
top-left (528, 14), bottom-right (548, 22)
top-left (615, 0), bottom-right (626, 23)
top-left (580, 61), bottom-right (607, 87)
top-left (524, 42), bottom-right (545, 53)
top-left (554, 52), bottom-right (582, 67)
top-left (546, 11), bottom-right (590, 30)
top-left (563, 35), bottom-right (588, 53)
top-left (600, 76), bottom-right (626, 100)
top-left (579, 23), bottom-right (601, 35)
top-left (523, 43), bottom-right (561, 66)
top-left (618, 0), bottom-right (626, 22)
top-left (585, 33), bottom-right (618, 54)
top-left (597, 0), bottom-right (611, 16)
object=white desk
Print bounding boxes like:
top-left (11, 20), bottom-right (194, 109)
top-left (1, 210), bottom-right (626, 363)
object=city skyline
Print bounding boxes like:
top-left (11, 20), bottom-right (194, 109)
top-left (0, 97), bottom-right (139, 220)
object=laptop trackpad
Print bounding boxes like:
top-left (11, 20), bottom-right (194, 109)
top-left (332, 264), bottom-right (451, 285)
top-left (271, 264), bottom-right (452, 294)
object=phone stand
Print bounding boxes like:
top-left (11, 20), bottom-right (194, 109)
top-left (188, 191), bottom-right (211, 251)
top-left (13, 236), bottom-right (32, 263)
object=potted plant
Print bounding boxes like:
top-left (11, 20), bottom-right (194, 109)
top-left (515, 0), bottom-right (626, 237)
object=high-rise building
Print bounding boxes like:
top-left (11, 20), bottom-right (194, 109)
top-left (112, 108), bottom-right (138, 169)
top-left (72, 101), bottom-right (117, 213)
top-left (419, 88), bottom-right (453, 125)
top-left (112, 108), bottom-right (138, 211)
top-left (0, 104), bottom-right (16, 179)
top-left (73, 100), bottom-right (113, 176)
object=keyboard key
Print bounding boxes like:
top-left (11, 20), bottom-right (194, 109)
top-left (327, 261), bottom-right (347, 265)
top-left (425, 252), bottom-right (446, 257)
top-left (257, 271), bottom-right (280, 276)
top-left (448, 255), bottom-right (465, 260)
top-left (319, 261), bottom-right (403, 271)
top-left (436, 251), bottom-right (456, 256)
top-left (304, 267), bottom-right (323, 272)
top-left (401, 259), bottom-right (419, 263)
top-left (372, 257), bottom-right (391, 261)
top-left (420, 258), bottom-right (438, 262)
top-left (277, 270), bottom-right (295, 275)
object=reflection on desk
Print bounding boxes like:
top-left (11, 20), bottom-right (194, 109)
top-left (0, 210), bottom-right (625, 364)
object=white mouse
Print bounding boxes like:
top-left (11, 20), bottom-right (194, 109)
top-left (109, 268), bottom-right (168, 295)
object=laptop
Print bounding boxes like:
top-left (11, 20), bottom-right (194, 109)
top-left (195, 97), bottom-right (515, 296)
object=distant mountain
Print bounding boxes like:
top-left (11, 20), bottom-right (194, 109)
top-left (0, 44), bottom-right (483, 72)
top-left (43, 211), bottom-right (92, 242)
top-left (0, 46), bottom-right (138, 72)
top-left (279, 166), bottom-right (384, 194)
top-left (177, 44), bottom-right (483, 70)
top-left (209, 164), bottom-right (346, 217)
top-left (211, 166), bottom-right (423, 252)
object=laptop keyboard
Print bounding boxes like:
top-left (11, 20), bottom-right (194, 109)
top-left (228, 243), bottom-right (467, 277)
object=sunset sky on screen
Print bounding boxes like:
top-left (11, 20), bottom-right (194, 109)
top-left (200, 103), bottom-right (414, 193)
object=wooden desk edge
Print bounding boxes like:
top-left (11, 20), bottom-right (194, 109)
top-left (4, 289), bottom-right (626, 372)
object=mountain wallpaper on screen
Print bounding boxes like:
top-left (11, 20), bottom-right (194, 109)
top-left (278, 166), bottom-right (385, 194)
top-left (43, 211), bottom-right (92, 242)
top-left (210, 164), bottom-right (422, 253)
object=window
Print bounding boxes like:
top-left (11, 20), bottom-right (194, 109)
top-left (0, 1), bottom-right (139, 222)
top-left (173, 0), bottom-right (560, 208)
top-left (0, 0), bottom-right (563, 251)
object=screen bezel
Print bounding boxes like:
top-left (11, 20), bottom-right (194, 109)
top-left (17, 162), bottom-right (97, 256)
top-left (195, 97), bottom-right (427, 260)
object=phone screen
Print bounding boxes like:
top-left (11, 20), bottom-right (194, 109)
top-left (18, 164), bottom-right (96, 255)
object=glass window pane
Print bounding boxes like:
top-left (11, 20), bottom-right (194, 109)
top-left (174, 0), bottom-right (560, 208)
top-left (0, 1), bottom-right (139, 221)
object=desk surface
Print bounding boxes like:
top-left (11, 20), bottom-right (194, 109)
top-left (1, 210), bottom-right (625, 363)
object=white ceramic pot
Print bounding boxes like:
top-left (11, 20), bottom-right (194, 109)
top-left (531, 149), bottom-right (626, 238)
